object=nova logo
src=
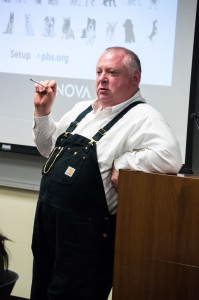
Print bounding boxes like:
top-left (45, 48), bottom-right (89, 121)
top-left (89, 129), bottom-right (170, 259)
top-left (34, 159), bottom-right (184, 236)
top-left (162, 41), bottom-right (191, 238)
top-left (57, 84), bottom-right (91, 99)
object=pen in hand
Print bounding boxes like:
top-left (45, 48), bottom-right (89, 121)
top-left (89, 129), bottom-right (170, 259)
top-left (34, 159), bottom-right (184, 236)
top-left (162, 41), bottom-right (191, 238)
top-left (30, 78), bottom-right (45, 87)
top-left (30, 78), bottom-right (56, 96)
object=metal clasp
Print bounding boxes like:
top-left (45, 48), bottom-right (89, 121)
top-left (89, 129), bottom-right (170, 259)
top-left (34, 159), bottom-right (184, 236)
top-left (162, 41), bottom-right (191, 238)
top-left (70, 121), bottom-right (79, 127)
top-left (43, 146), bottom-right (63, 174)
top-left (98, 128), bottom-right (106, 136)
top-left (64, 131), bottom-right (71, 137)
top-left (89, 138), bottom-right (97, 145)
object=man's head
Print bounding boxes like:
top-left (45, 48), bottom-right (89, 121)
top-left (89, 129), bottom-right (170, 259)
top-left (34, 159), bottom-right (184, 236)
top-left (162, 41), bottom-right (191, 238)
top-left (96, 47), bottom-right (141, 109)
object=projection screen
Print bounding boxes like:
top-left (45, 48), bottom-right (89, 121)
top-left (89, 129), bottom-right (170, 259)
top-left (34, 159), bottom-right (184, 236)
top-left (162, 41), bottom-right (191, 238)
top-left (0, 0), bottom-right (198, 163)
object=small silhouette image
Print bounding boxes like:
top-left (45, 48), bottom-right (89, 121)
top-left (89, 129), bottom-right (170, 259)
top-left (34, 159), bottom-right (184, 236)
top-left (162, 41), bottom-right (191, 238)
top-left (48, 0), bottom-right (58, 4)
top-left (15, 0), bottom-right (27, 3)
top-left (102, 0), bottom-right (116, 7)
top-left (85, 0), bottom-right (95, 6)
top-left (43, 16), bottom-right (55, 37)
top-left (123, 19), bottom-right (135, 43)
top-left (25, 14), bottom-right (34, 36)
top-left (106, 21), bottom-right (117, 42)
top-left (127, 0), bottom-right (141, 6)
top-left (62, 17), bottom-right (75, 40)
top-left (149, 0), bottom-right (159, 9)
top-left (4, 12), bottom-right (14, 34)
top-left (148, 19), bottom-right (157, 41)
top-left (81, 17), bottom-right (96, 45)
top-left (71, 0), bottom-right (81, 6)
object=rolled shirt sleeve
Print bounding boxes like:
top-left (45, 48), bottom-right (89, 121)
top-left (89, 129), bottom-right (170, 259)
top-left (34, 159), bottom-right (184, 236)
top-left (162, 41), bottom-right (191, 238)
top-left (114, 147), bottom-right (182, 174)
top-left (113, 115), bottom-right (182, 174)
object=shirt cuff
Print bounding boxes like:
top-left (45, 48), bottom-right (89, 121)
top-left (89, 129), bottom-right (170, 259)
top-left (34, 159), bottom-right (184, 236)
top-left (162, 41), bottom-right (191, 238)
top-left (114, 154), bottom-right (129, 171)
top-left (33, 114), bottom-right (53, 129)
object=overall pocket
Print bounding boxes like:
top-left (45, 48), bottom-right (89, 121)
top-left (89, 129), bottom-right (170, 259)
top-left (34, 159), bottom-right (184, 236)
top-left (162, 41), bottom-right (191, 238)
top-left (42, 134), bottom-right (95, 185)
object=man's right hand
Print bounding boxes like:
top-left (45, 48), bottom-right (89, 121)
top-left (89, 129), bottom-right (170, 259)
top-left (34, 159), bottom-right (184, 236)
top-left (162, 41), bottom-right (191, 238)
top-left (34, 80), bottom-right (57, 117)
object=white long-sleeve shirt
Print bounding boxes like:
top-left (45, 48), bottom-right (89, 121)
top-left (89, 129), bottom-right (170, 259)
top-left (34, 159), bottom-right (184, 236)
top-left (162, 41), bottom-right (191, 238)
top-left (33, 90), bottom-right (182, 214)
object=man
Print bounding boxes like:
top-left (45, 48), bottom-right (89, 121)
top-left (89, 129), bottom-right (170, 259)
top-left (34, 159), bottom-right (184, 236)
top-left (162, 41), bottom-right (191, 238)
top-left (30, 47), bottom-right (182, 300)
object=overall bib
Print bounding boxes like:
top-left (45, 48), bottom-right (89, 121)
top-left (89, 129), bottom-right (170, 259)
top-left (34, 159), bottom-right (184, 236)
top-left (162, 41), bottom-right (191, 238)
top-left (31, 102), bottom-right (141, 300)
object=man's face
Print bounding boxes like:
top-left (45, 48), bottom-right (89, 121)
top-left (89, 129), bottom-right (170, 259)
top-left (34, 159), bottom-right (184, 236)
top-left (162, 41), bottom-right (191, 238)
top-left (96, 50), bottom-right (140, 108)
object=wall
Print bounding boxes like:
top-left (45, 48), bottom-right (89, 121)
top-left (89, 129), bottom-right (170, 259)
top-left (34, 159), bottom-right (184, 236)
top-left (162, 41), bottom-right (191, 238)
top-left (0, 186), bottom-right (37, 298)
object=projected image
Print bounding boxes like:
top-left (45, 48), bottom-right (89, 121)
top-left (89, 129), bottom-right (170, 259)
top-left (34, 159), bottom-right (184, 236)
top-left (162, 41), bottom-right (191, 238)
top-left (0, 0), bottom-right (178, 86)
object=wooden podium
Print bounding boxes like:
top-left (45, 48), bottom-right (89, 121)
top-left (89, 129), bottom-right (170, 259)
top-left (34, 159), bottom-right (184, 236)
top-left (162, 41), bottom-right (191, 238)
top-left (112, 170), bottom-right (199, 300)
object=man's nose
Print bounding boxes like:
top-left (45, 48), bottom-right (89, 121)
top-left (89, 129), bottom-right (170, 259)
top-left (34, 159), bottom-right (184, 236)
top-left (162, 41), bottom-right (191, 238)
top-left (100, 73), bottom-right (108, 83)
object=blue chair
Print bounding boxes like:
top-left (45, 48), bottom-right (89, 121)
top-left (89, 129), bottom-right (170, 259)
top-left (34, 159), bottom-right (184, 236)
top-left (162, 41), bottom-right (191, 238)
top-left (0, 270), bottom-right (19, 300)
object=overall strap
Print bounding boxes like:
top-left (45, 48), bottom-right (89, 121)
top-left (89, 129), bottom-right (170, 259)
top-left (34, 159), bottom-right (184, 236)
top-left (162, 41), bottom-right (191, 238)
top-left (89, 101), bottom-right (144, 144)
top-left (64, 105), bottom-right (93, 136)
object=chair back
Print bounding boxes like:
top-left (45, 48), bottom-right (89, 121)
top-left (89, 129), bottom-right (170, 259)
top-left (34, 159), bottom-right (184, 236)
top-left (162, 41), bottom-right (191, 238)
top-left (0, 270), bottom-right (19, 300)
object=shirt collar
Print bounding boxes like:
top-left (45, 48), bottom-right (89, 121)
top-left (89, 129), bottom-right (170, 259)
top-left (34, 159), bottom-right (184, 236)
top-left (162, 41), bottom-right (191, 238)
top-left (92, 89), bottom-right (146, 114)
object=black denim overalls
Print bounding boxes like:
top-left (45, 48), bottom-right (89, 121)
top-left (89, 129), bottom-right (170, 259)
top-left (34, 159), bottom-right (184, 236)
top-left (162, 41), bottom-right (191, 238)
top-left (31, 101), bottom-right (142, 300)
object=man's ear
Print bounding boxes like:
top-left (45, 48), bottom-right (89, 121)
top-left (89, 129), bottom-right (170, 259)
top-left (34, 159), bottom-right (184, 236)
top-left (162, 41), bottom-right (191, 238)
top-left (134, 70), bottom-right (141, 80)
top-left (132, 70), bottom-right (141, 84)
